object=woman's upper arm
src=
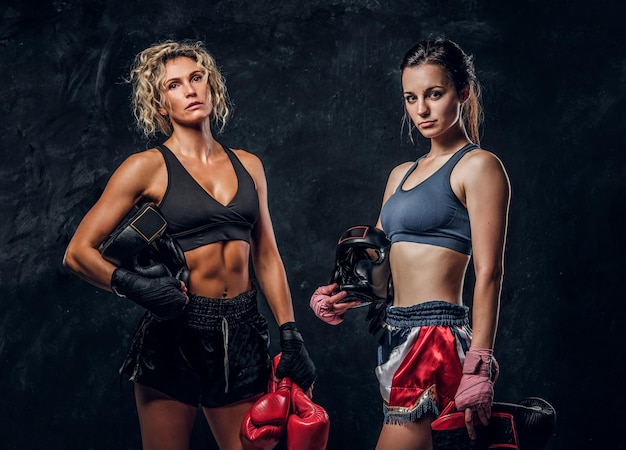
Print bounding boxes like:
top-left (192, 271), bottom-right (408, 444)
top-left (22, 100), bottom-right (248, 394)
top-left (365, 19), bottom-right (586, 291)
top-left (65, 151), bottom-right (162, 263)
top-left (463, 151), bottom-right (511, 273)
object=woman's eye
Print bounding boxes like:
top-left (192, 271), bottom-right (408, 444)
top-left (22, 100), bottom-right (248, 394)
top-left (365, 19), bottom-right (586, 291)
top-left (168, 83), bottom-right (179, 90)
top-left (404, 95), bottom-right (416, 103)
top-left (429, 91), bottom-right (442, 99)
top-left (192, 75), bottom-right (203, 82)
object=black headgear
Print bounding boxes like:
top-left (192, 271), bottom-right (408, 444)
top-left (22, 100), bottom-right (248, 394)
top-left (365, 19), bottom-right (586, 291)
top-left (329, 225), bottom-right (392, 305)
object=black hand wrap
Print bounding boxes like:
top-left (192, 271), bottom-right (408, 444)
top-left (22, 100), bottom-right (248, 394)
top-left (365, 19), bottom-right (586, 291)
top-left (111, 267), bottom-right (187, 321)
top-left (275, 322), bottom-right (316, 391)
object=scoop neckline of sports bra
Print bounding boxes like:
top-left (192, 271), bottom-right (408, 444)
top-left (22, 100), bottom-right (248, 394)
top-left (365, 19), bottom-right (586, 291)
top-left (398, 143), bottom-right (475, 193)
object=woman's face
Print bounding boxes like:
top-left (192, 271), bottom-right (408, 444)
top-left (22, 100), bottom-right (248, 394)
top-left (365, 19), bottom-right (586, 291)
top-left (401, 63), bottom-right (466, 141)
top-left (159, 56), bottom-right (212, 126)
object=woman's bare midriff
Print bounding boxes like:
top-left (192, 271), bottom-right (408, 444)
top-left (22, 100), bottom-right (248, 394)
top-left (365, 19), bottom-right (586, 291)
top-left (390, 241), bottom-right (471, 307)
top-left (184, 240), bottom-right (252, 298)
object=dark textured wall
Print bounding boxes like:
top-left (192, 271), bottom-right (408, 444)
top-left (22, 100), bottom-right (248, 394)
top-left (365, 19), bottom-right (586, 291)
top-left (1, 0), bottom-right (624, 449)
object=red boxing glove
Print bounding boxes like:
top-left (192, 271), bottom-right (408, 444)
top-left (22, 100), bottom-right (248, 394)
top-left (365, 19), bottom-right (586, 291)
top-left (309, 284), bottom-right (345, 325)
top-left (240, 377), bottom-right (292, 450)
top-left (454, 348), bottom-right (499, 413)
top-left (286, 384), bottom-right (330, 450)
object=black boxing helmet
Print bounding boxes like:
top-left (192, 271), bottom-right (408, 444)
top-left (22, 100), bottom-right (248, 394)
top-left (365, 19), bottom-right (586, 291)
top-left (330, 225), bottom-right (393, 304)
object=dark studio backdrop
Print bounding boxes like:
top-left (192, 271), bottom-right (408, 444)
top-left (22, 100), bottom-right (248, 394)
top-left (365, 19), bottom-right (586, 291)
top-left (1, 0), bottom-right (624, 449)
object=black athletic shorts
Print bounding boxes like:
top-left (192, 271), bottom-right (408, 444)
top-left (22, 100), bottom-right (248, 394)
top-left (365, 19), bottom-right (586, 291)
top-left (119, 288), bottom-right (271, 407)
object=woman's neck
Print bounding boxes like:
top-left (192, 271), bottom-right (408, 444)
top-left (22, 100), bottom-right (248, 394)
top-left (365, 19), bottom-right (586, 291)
top-left (427, 126), bottom-right (471, 157)
top-left (165, 121), bottom-right (219, 158)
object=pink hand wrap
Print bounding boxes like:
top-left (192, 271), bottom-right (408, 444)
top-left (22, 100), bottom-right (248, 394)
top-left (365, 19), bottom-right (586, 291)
top-left (454, 348), bottom-right (499, 411)
top-left (309, 285), bottom-right (344, 325)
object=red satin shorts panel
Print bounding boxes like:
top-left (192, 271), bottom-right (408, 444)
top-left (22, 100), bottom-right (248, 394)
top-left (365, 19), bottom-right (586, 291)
top-left (376, 321), bottom-right (471, 423)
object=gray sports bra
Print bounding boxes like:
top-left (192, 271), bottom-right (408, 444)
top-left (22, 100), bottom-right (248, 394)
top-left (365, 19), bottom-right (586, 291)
top-left (380, 143), bottom-right (477, 255)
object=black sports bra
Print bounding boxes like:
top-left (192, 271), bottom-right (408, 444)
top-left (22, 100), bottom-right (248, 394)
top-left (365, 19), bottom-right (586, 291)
top-left (156, 144), bottom-right (259, 252)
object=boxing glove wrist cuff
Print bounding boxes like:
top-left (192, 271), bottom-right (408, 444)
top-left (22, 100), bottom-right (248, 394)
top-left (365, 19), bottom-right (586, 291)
top-left (279, 322), bottom-right (303, 341)
top-left (276, 322), bottom-right (317, 390)
top-left (111, 268), bottom-right (133, 298)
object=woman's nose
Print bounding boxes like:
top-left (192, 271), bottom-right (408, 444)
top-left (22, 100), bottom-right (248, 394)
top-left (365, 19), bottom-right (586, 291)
top-left (184, 82), bottom-right (197, 96)
top-left (416, 98), bottom-right (428, 115)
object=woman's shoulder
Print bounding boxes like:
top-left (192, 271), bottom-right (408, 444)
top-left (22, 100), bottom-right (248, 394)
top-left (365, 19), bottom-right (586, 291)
top-left (112, 148), bottom-right (165, 179)
top-left (457, 147), bottom-right (510, 189)
top-left (228, 146), bottom-right (256, 160)
top-left (387, 160), bottom-right (416, 182)
top-left (379, 160), bottom-right (416, 198)
top-left (122, 147), bottom-right (163, 162)
top-left (230, 147), bottom-right (264, 173)
top-left (460, 147), bottom-right (507, 174)
top-left (392, 159), bottom-right (416, 172)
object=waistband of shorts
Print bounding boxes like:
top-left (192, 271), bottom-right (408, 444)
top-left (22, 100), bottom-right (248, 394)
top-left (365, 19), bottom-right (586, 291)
top-left (385, 300), bottom-right (468, 328)
top-left (184, 288), bottom-right (259, 331)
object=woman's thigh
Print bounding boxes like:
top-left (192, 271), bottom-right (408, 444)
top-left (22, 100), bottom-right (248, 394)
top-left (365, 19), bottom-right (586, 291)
top-left (376, 415), bottom-right (435, 450)
top-left (134, 383), bottom-right (197, 450)
top-left (202, 395), bottom-right (262, 450)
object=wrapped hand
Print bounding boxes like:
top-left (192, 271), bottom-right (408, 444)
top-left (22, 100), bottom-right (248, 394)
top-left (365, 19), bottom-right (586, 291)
top-left (275, 322), bottom-right (316, 391)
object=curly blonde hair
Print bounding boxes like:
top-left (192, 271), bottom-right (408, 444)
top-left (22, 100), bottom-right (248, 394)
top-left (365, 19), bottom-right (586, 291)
top-left (128, 40), bottom-right (230, 137)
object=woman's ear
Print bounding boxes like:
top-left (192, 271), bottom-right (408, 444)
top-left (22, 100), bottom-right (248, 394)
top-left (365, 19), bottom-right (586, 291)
top-left (459, 86), bottom-right (470, 104)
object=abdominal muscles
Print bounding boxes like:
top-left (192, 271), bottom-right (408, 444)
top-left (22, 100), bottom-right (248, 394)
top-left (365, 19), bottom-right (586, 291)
top-left (389, 241), bottom-right (470, 307)
top-left (185, 240), bottom-right (252, 298)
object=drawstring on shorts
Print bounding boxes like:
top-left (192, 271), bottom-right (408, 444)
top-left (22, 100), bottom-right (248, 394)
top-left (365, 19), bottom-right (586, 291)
top-left (184, 288), bottom-right (258, 394)
top-left (221, 317), bottom-right (229, 393)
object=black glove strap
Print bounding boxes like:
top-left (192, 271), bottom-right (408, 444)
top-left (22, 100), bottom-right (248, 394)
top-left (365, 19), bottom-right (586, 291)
top-left (277, 321), bottom-right (316, 390)
top-left (279, 322), bottom-right (304, 342)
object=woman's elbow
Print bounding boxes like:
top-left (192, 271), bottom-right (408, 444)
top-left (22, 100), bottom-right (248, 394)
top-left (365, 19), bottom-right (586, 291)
top-left (62, 245), bottom-right (81, 273)
top-left (62, 249), bottom-right (73, 270)
top-left (474, 264), bottom-right (504, 284)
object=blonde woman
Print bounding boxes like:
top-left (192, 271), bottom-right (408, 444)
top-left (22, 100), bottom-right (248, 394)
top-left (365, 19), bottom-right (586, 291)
top-left (64, 40), bottom-right (315, 450)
